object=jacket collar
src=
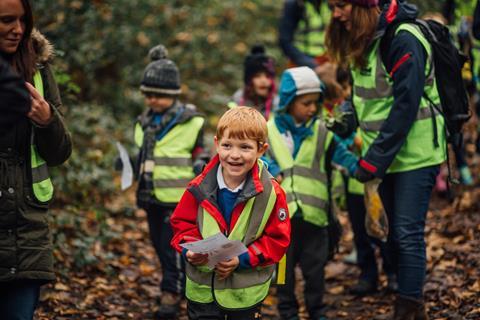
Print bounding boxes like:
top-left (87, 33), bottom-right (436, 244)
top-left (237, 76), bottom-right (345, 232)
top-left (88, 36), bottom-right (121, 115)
top-left (188, 155), bottom-right (264, 206)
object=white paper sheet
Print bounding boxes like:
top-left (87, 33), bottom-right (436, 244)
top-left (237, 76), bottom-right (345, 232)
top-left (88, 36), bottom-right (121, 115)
top-left (180, 233), bottom-right (248, 268)
top-left (115, 142), bottom-right (133, 190)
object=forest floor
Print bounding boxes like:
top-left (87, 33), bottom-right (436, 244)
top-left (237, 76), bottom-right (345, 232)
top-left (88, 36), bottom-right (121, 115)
top-left (35, 180), bottom-right (480, 320)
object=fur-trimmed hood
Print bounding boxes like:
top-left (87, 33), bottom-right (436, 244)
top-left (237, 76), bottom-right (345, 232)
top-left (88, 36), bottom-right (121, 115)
top-left (31, 29), bottom-right (54, 64)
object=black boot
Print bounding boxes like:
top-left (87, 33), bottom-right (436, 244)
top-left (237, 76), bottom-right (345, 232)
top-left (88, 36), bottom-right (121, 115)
top-left (156, 292), bottom-right (181, 319)
top-left (349, 279), bottom-right (377, 295)
top-left (392, 295), bottom-right (428, 320)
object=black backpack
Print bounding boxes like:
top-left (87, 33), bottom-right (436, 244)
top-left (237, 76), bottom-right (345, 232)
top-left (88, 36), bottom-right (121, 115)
top-left (380, 19), bottom-right (471, 148)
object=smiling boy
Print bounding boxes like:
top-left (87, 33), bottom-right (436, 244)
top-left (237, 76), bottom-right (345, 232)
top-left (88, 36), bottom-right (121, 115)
top-left (170, 107), bottom-right (291, 320)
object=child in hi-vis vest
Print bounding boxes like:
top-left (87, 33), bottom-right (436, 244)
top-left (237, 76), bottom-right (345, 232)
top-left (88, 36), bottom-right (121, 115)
top-left (264, 66), bottom-right (358, 320)
top-left (229, 45), bottom-right (278, 119)
top-left (170, 107), bottom-right (291, 320)
top-left (134, 44), bottom-right (209, 319)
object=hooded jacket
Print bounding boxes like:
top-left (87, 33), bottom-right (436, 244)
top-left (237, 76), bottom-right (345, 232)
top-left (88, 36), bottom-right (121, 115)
top-left (0, 30), bottom-right (72, 282)
top-left (356, 0), bottom-right (433, 177)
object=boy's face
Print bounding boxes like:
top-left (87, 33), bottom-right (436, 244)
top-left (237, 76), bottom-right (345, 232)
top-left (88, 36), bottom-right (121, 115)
top-left (251, 72), bottom-right (272, 98)
top-left (214, 130), bottom-right (268, 186)
top-left (144, 93), bottom-right (175, 113)
top-left (289, 93), bottom-right (320, 123)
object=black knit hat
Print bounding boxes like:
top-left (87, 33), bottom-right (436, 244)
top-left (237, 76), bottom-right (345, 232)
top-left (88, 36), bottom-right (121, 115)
top-left (140, 45), bottom-right (181, 95)
top-left (243, 45), bottom-right (276, 84)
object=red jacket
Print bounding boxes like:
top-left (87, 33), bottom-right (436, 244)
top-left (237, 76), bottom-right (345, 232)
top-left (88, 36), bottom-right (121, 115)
top-left (170, 155), bottom-right (291, 268)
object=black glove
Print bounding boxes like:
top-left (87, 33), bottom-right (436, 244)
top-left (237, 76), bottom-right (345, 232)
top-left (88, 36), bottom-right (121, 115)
top-left (354, 165), bottom-right (375, 183)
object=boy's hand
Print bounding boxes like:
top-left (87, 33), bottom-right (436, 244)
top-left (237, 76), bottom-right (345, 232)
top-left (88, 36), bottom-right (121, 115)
top-left (215, 257), bottom-right (239, 280)
top-left (186, 250), bottom-right (209, 266)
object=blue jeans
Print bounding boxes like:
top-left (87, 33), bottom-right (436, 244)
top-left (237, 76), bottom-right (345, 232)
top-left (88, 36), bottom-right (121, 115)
top-left (378, 165), bottom-right (439, 299)
top-left (0, 280), bottom-right (41, 320)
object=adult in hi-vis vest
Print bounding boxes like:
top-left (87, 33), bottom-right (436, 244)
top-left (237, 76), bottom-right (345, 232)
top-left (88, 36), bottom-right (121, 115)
top-left (279, 0), bottom-right (344, 100)
top-left (326, 0), bottom-right (446, 319)
top-left (0, 0), bottom-right (72, 319)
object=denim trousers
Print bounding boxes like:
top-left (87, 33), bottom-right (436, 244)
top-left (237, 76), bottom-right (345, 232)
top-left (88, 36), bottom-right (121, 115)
top-left (0, 280), bottom-right (41, 320)
top-left (378, 165), bottom-right (439, 298)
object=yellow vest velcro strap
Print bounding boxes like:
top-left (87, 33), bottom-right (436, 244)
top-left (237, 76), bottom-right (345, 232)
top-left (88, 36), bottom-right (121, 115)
top-left (186, 263), bottom-right (274, 289)
top-left (154, 157), bottom-right (192, 167)
top-left (153, 178), bottom-right (191, 188)
top-left (283, 166), bottom-right (327, 183)
top-left (360, 106), bottom-right (440, 132)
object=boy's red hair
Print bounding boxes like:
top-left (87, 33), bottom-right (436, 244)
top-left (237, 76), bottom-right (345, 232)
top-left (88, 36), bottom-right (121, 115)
top-left (216, 107), bottom-right (268, 145)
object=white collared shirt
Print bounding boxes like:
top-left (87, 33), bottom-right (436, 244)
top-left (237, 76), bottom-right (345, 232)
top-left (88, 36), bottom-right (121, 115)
top-left (217, 165), bottom-right (245, 192)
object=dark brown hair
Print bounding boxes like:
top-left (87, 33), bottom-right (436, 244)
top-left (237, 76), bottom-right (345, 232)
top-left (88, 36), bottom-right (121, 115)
top-left (325, 4), bottom-right (380, 69)
top-left (2, 0), bottom-right (36, 82)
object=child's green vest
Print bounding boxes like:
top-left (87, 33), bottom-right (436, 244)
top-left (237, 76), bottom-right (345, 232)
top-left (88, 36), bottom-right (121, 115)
top-left (294, 1), bottom-right (331, 57)
top-left (30, 71), bottom-right (54, 203)
top-left (134, 116), bottom-right (204, 203)
top-left (267, 117), bottom-right (333, 227)
top-left (352, 24), bottom-right (446, 173)
top-left (185, 162), bottom-right (277, 309)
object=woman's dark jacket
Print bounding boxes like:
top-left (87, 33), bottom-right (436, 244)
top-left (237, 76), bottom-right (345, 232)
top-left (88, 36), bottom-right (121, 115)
top-left (0, 30), bottom-right (72, 282)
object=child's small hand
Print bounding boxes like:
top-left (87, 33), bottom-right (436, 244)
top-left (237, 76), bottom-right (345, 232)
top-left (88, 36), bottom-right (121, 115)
top-left (215, 257), bottom-right (239, 280)
top-left (186, 250), bottom-right (209, 266)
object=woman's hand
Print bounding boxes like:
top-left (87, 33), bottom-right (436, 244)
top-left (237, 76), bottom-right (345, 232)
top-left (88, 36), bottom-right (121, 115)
top-left (26, 82), bottom-right (52, 126)
top-left (215, 257), bottom-right (239, 280)
top-left (186, 250), bottom-right (209, 266)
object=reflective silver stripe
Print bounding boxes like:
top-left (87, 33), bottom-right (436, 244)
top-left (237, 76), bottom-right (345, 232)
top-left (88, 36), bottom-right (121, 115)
top-left (354, 49), bottom-right (392, 100)
top-left (186, 263), bottom-right (275, 289)
top-left (355, 42), bottom-right (435, 100)
top-left (286, 193), bottom-right (295, 203)
top-left (360, 106), bottom-right (440, 132)
top-left (283, 166), bottom-right (327, 183)
top-left (243, 167), bottom-right (274, 245)
top-left (153, 178), bottom-right (191, 188)
top-left (155, 157), bottom-right (192, 167)
top-left (297, 193), bottom-right (328, 210)
top-left (197, 205), bottom-right (204, 234)
top-left (311, 122), bottom-right (328, 173)
top-left (31, 164), bottom-right (49, 183)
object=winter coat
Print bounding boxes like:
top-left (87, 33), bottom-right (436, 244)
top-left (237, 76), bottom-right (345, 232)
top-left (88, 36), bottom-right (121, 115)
top-left (0, 30), bottom-right (72, 282)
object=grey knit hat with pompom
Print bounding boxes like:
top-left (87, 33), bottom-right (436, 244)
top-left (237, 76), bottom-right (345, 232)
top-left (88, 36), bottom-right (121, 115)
top-left (140, 45), bottom-right (181, 95)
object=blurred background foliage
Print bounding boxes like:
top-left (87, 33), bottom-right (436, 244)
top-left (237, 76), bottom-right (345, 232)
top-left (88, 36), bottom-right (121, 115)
top-left (32, 0), bottom-right (442, 206)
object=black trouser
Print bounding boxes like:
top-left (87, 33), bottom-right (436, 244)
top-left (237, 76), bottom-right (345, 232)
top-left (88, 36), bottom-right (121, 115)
top-left (144, 203), bottom-right (185, 295)
top-left (277, 217), bottom-right (329, 320)
top-left (346, 192), bottom-right (396, 284)
top-left (187, 300), bottom-right (262, 320)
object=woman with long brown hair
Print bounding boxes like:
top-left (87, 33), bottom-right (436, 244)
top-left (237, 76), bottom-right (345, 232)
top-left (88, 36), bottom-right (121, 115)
top-left (0, 0), bottom-right (71, 318)
top-left (326, 0), bottom-right (445, 319)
